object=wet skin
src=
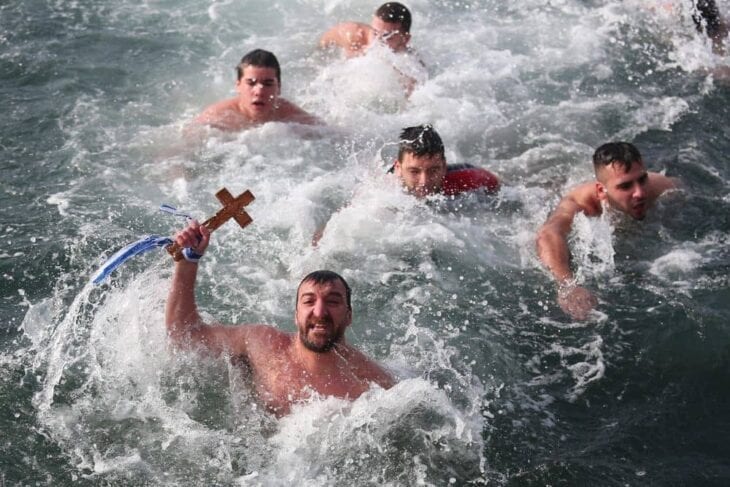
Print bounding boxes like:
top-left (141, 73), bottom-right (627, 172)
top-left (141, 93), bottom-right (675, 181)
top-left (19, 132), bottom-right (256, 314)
top-left (393, 152), bottom-right (447, 198)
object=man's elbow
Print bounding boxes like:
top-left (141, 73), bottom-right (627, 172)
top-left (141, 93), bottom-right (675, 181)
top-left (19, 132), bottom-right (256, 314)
top-left (165, 314), bottom-right (205, 347)
top-left (165, 319), bottom-right (189, 347)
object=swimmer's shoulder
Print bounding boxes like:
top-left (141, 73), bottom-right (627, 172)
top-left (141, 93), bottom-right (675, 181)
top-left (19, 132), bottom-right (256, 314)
top-left (648, 171), bottom-right (680, 194)
top-left (243, 324), bottom-right (292, 353)
top-left (320, 21), bottom-right (371, 49)
top-left (194, 97), bottom-right (240, 124)
top-left (276, 98), bottom-right (324, 125)
top-left (561, 181), bottom-right (601, 217)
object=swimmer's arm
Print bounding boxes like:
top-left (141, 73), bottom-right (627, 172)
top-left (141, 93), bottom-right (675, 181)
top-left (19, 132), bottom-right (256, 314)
top-left (312, 223), bottom-right (326, 246)
top-left (166, 260), bottom-right (260, 358)
top-left (311, 199), bottom-right (351, 247)
top-left (165, 223), bottom-right (253, 357)
top-left (319, 22), bottom-right (369, 54)
top-left (536, 193), bottom-right (599, 320)
top-left (311, 201), bottom-right (348, 246)
top-left (535, 195), bottom-right (583, 284)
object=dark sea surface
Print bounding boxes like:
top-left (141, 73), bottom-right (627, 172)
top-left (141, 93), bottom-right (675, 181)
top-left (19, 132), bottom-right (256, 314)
top-left (1, 0), bottom-right (729, 485)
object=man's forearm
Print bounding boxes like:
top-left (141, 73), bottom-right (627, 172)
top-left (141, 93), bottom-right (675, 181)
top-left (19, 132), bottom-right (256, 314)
top-left (536, 227), bottom-right (574, 284)
top-left (165, 261), bottom-right (205, 341)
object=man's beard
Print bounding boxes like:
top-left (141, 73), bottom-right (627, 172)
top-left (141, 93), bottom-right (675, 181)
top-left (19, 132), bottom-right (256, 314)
top-left (299, 320), bottom-right (344, 353)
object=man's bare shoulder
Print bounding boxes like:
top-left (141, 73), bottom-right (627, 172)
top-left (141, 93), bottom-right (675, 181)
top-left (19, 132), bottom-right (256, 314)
top-left (320, 21), bottom-right (371, 55)
top-left (193, 97), bottom-right (248, 130)
top-left (275, 99), bottom-right (323, 125)
top-left (560, 181), bottom-right (601, 217)
top-left (195, 98), bottom-right (239, 119)
top-left (331, 21), bottom-right (370, 38)
top-left (338, 344), bottom-right (395, 388)
top-left (648, 171), bottom-right (679, 199)
top-left (244, 324), bottom-right (291, 348)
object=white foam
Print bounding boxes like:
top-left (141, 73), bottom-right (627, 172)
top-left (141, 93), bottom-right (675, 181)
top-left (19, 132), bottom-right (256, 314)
top-left (17, 0), bottom-right (728, 483)
top-left (649, 248), bottom-right (704, 277)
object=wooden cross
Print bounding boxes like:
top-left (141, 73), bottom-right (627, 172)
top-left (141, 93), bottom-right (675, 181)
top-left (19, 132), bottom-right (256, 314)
top-left (167, 188), bottom-right (255, 261)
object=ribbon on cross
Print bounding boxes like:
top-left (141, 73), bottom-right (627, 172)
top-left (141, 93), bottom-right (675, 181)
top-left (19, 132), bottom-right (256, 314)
top-left (90, 188), bottom-right (255, 284)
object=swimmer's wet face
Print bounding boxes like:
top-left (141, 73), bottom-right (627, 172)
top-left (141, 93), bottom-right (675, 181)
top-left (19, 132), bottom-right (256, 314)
top-left (395, 124), bottom-right (447, 198)
top-left (593, 141), bottom-right (649, 220)
top-left (371, 17), bottom-right (410, 52)
top-left (235, 65), bottom-right (281, 121)
top-left (596, 161), bottom-right (650, 220)
top-left (395, 152), bottom-right (447, 198)
top-left (295, 274), bottom-right (352, 353)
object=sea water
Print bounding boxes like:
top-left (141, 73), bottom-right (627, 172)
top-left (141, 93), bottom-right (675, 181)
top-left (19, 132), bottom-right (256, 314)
top-left (1, 0), bottom-right (729, 485)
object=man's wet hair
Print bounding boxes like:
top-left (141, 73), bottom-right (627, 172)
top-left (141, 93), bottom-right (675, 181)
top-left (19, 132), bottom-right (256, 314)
top-left (692, 0), bottom-right (724, 39)
top-left (297, 270), bottom-right (352, 310)
top-left (592, 142), bottom-right (643, 173)
top-left (376, 2), bottom-right (412, 33)
top-left (397, 124), bottom-right (445, 161)
top-left (236, 49), bottom-right (281, 85)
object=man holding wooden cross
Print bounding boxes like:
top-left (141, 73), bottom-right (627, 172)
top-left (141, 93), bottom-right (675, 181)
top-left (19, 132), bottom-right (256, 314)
top-left (165, 190), bottom-right (394, 416)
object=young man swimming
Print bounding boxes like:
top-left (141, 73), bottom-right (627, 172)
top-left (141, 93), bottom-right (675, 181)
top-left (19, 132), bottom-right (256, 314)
top-left (536, 142), bottom-right (678, 320)
top-left (319, 2), bottom-right (413, 58)
top-left (192, 49), bottom-right (321, 131)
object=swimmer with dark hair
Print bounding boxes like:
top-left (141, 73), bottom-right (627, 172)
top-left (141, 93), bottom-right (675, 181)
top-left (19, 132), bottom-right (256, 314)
top-left (319, 3), bottom-right (423, 96)
top-left (320, 2), bottom-right (413, 58)
top-left (191, 49), bottom-right (322, 132)
top-left (536, 142), bottom-right (679, 320)
top-left (166, 221), bottom-right (395, 417)
top-left (390, 125), bottom-right (499, 198)
top-left (312, 124), bottom-right (500, 245)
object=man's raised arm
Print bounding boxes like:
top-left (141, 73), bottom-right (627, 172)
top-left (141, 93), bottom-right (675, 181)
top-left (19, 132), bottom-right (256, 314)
top-left (319, 22), bottom-right (369, 56)
top-left (165, 221), bottom-right (249, 356)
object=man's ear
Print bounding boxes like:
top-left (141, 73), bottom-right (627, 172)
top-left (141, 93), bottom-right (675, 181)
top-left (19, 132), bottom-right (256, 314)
top-left (393, 159), bottom-right (402, 174)
top-left (595, 181), bottom-right (607, 201)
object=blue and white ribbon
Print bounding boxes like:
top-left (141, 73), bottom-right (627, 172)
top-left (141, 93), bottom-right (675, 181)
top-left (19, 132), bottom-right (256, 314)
top-left (90, 204), bottom-right (202, 285)
top-left (159, 204), bottom-right (193, 221)
top-left (90, 235), bottom-right (173, 284)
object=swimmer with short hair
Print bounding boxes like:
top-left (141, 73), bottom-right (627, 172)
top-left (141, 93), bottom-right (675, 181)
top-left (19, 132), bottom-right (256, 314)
top-left (319, 3), bottom-right (422, 95)
top-left (392, 124), bottom-right (500, 198)
top-left (166, 221), bottom-right (394, 416)
top-left (313, 124), bottom-right (499, 244)
top-left (191, 49), bottom-right (321, 132)
top-left (536, 142), bottom-right (679, 320)
top-left (319, 2), bottom-right (413, 58)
